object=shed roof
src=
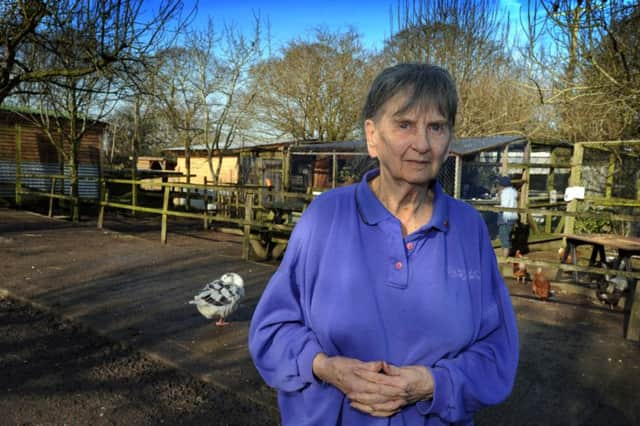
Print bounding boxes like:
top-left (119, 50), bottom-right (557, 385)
top-left (290, 140), bottom-right (364, 153)
top-left (163, 140), bottom-right (292, 153)
top-left (289, 135), bottom-right (528, 156)
top-left (0, 106), bottom-right (108, 128)
top-left (449, 135), bottom-right (527, 155)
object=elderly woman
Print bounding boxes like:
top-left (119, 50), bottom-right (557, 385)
top-left (249, 64), bottom-right (519, 425)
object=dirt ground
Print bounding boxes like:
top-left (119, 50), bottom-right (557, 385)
top-left (1, 206), bottom-right (640, 425)
top-left (0, 296), bottom-right (279, 426)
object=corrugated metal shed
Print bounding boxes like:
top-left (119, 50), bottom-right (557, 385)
top-left (1, 108), bottom-right (104, 200)
top-left (0, 160), bottom-right (99, 199)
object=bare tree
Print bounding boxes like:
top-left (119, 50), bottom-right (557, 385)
top-left (11, 13), bottom-right (118, 221)
top-left (0, 0), bottom-right (188, 106)
top-left (523, 0), bottom-right (639, 141)
top-left (26, 69), bottom-right (113, 222)
top-left (4, 0), bottom-right (188, 220)
top-left (150, 47), bottom-right (202, 192)
top-left (388, 0), bottom-right (510, 85)
top-left (104, 86), bottom-right (160, 167)
top-left (252, 28), bottom-right (376, 142)
top-left (385, 0), bottom-right (535, 137)
top-left (189, 17), bottom-right (264, 184)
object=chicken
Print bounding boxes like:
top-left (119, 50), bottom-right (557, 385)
top-left (513, 249), bottom-right (528, 284)
top-left (189, 272), bottom-right (245, 326)
top-left (595, 264), bottom-right (629, 310)
top-left (532, 267), bottom-right (550, 300)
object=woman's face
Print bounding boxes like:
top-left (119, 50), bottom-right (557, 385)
top-left (365, 92), bottom-right (453, 187)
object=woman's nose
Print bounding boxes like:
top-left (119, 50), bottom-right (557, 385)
top-left (412, 128), bottom-right (431, 152)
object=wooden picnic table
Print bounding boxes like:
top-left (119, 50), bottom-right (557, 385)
top-left (558, 233), bottom-right (640, 341)
top-left (559, 233), bottom-right (640, 279)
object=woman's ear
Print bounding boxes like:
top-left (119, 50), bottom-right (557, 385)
top-left (364, 119), bottom-right (378, 158)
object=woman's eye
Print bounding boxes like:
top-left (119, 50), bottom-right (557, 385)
top-left (429, 123), bottom-right (444, 133)
top-left (398, 121), bottom-right (411, 129)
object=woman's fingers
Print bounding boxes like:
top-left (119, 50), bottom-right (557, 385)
top-left (353, 367), bottom-right (407, 391)
top-left (360, 360), bottom-right (385, 371)
top-left (349, 401), bottom-right (401, 418)
top-left (348, 388), bottom-right (407, 405)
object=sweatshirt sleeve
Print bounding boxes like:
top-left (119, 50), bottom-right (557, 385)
top-left (248, 208), bottom-right (323, 392)
top-left (416, 223), bottom-right (520, 422)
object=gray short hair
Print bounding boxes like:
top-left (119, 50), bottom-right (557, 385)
top-left (362, 63), bottom-right (458, 128)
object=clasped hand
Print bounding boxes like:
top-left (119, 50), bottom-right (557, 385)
top-left (312, 354), bottom-right (434, 417)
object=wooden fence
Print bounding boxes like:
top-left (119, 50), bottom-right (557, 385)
top-left (12, 167), bottom-right (640, 279)
top-left (15, 173), bottom-right (315, 260)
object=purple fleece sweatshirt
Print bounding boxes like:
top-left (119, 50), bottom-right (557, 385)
top-left (249, 168), bottom-right (519, 425)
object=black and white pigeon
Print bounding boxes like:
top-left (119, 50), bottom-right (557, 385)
top-left (189, 272), bottom-right (244, 326)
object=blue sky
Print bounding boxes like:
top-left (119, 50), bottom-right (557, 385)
top-left (177, 0), bottom-right (526, 51)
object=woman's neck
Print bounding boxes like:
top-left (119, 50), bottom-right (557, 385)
top-left (370, 175), bottom-right (435, 235)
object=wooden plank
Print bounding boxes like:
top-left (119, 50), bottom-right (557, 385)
top-left (563, 233), bottom-right (640, 252)
top-left (242, 194), bottom-right (253, 260)
top-left (161, 186), bottom-right (170, 244)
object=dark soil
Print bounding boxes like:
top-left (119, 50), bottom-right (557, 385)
top-left (0, 295), bottom-right (278, 426)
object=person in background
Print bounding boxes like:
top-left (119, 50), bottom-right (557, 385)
top-left (496, 176), bottom-right (519, 257)
top-left (249, 63), bottom-right (519, 425)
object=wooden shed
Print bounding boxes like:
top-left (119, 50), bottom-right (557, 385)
top-left (0, 108), bottom-right (105, 200)
top-left (163, 140), bottom-right (293, 188)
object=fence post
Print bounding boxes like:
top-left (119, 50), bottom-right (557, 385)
top-left (97, 179), bottom-right (108, 229)
top-left (628, 287), bottom-right (640, 341)
top-left (606, 152), bottom-right (615, 199)
top-left (242, 192), bottom-right (253, 260)
top-left (15, 124), bottom-right (22, 207)
top-left (203, 177), bottom-right (209, 230)
top-left (131, 174), bottom-right (137, 217)
top-left (546, 149), bottom-right (557, 233)
top-left (564, 143), bottom-right (584, 236)
top-left (161, 185), bottom-right (170, 244)
top-left (48, 176), bottom-right (56, 217)
top-left (500, 144), bottom-right (509, 176)
top-left (283, 149), bottom-right (291, 191)
top-left (332, 152), bottom-right (337, 188)
top-left (454, 155), bottom-right (462, 199)
top-left (522, 140), bottom-right (537, 233)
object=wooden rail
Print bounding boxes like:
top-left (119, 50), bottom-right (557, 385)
top-left (94, 178), bottom-right (313, 260)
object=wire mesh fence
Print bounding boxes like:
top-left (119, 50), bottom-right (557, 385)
top-left (574, 141), bottom-right (640, 237)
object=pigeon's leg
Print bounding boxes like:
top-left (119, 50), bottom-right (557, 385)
top-left (216, 317), bottom-right (229, 327)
